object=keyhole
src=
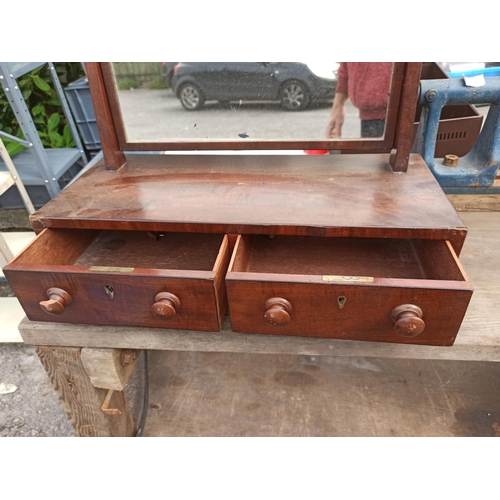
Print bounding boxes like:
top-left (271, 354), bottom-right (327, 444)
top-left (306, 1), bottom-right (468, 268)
top-left (337, 296), bottom-right (346, 309)
top-left (105, 286), bottom-right (114, 299)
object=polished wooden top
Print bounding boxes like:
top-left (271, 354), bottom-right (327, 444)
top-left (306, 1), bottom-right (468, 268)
top-left (31, 153), bottom-right (466, 250)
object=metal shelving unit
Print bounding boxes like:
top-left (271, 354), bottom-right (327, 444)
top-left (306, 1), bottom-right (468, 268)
top-left (0, 62), bottom-right (87, 208)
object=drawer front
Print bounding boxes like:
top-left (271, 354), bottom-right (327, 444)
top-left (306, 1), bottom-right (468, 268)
top-left (226, 279), bottom-right (473, 345)
top-left (7, 270), bottom-right (221, 331)
top-left (4, 229), bottom-right (231, 332)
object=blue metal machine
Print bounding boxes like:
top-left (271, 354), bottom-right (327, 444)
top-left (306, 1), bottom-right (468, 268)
top-left (413, 77), bottom-right (500, 194)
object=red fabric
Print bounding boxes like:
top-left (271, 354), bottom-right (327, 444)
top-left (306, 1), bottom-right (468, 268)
top-left (336, 62), bottom-right (393, 120)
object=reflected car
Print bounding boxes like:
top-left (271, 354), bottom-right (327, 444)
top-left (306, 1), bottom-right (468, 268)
top-left (171, 62), bottom-right (338, 111)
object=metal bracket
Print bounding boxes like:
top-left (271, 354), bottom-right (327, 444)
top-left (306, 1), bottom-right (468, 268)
top-left (101, 389), bottom-right (122, 416)
top-left (413, 77), bottom-right (500, 189)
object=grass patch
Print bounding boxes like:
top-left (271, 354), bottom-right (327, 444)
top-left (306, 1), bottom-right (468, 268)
top-left (117, 77), bottom-right (138, 90)
top-left (148, 76), bottom-right (166, 90)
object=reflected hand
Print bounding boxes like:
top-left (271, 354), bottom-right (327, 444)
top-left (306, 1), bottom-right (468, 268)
top-left (326, 92), bottom-right (347, 139)
top-left (326, 113), bottom-right (344, 138)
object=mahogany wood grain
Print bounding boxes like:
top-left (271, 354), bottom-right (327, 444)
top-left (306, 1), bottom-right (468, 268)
top-left (39, 287), bottom-right (72, 315)
top-left (86, 63), bottom-right (126, 170)
top-left (226, 279), bottom-right (472, 346)
top-left (13, 212), bottom-right (499, 358)
top-left (228, 234), bottom-right (254, 273)
top-left (390, 304), bottom-right (425, 338)
top-left (390, 63), bottom-right (423, 172)
top-left (264, 298), bottom-right (292, 327)
top-left (73, 231), bottom-right (224, 270)
top-left (236, 235), bottom-right (468, 282)
top-left (4, 229), bottom-right (230, 331)
top-left (151, 292), bottom-right (181, 319)
top-left (243, 235), bottom-right (428, 279)
top-left (99, 62), bottom-right (408, 153)
top-left (7, 270), bottom-right (222, 331)
top-left (212, 235), bottom-right (231, 327)
top-left (227, 234), bottom-right (238, 253)
top-left (29, 153), bottom-right (467, 255)
top-left (10, 228), bottom-right (99, 265)
top-left (381, 61), bottom-right (406, 154)
top-left (413, 239), bottom-right (467, 282)
top-left (225, 235), bottom-right (473, 345)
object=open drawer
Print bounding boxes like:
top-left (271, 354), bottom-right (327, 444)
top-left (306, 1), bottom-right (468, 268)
top-left (226, 235), bottom-right (473, 345)
top-left (4, 229), bottom-right (231, 331)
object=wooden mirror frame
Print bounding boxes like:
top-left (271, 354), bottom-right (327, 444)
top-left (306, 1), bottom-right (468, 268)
top-left (86, 62), bottom-right (422, 172)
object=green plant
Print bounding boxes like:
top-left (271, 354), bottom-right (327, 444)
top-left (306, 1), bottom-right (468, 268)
top-left (0, 63), bottom-right (85, 155)
top-left (148, 76), bottom-right (165, 90)
top-left (117, 76), bottom-right (138, 90)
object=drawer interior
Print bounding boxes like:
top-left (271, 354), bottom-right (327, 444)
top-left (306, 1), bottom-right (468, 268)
top-left (13, 229), bottom-right (225, 271)
top-left (231, 235), bottom-right (466, 281)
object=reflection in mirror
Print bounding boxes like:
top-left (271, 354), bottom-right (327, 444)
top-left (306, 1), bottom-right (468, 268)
top-left (111, 62), bottom-right (394, 143)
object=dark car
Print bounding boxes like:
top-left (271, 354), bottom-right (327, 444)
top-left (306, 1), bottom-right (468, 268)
top-left (171, 62), bottom-right (338, 111)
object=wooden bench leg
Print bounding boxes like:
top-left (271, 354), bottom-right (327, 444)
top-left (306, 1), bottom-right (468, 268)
top-left (35, 345), bottom-right (135, 437)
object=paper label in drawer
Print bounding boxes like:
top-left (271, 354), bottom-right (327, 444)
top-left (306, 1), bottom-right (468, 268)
top-left (322, 275), bottom-right (374, 283)
top-left (89, 266), bottom-right (135, 273)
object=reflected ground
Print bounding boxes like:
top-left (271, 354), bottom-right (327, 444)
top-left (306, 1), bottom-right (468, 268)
top-left (119, 89), bottom-right (361, 142)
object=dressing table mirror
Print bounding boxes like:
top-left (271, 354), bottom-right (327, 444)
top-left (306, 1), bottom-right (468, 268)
top-left (4, 62), bottom-right (473, 346)
top-left (107, 62), bottom-right (396, 144)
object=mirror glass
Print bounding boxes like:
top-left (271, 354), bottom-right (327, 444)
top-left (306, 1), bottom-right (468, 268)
top-left (110, 62), bottom-right (394, 143)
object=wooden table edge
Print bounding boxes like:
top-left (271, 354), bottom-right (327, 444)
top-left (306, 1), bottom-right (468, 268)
top-left (18, 316), bottom-right (500, 363)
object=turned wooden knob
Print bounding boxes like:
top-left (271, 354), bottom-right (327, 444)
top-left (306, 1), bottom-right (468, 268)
top-left (264, 298), bottom-right (292, 327)
top-left (151, 292), bottom-right (181, 319)
top-left (390, 304), bottom-right (425, 338)
top-left (39, 287), bottom-right (72, 315)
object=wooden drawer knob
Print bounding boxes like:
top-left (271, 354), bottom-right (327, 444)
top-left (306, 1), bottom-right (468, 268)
top-left (264, 298), bottom-right (292, 327)
top-left (390, 304), bottom-right (425, 338)
top-left (151, 292), bottom-right (181, 320)
top-left (39, 287), bottom-right (72, 315)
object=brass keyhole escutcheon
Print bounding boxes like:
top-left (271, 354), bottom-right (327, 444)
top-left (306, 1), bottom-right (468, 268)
top-left (337, 296), bottom-right (346, 310)
top-left (105, 286), bottom-right (115, 299)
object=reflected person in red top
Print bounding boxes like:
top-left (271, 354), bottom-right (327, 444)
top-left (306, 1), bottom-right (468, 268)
top-left (326, 62), bottom-right (393, 138)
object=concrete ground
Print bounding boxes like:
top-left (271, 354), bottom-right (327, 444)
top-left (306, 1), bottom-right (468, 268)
top-left (0, 208), bottom-right (74, 436)
top-left (117, 89), bottom-right (362, 141)
top-left (0, 343), bottom-right (75, 436)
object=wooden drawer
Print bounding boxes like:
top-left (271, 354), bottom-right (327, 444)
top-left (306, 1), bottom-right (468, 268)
top-left (226, 235), bottom-right (473, 345)
top-left (4, 229), bottom-right (231, 331)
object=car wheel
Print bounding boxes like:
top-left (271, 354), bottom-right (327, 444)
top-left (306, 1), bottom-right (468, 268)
top-left (179, 83), bottom-right (205, 111)
top-left (280, 80), bottom-right (309, 111)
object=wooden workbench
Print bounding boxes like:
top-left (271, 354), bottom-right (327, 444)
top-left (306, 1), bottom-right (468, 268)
top-left (15, 211), bottom-right (500, 436)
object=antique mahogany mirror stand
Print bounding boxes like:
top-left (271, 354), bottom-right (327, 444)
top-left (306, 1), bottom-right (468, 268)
top-left (4, 62), bottom-right (473, 346)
